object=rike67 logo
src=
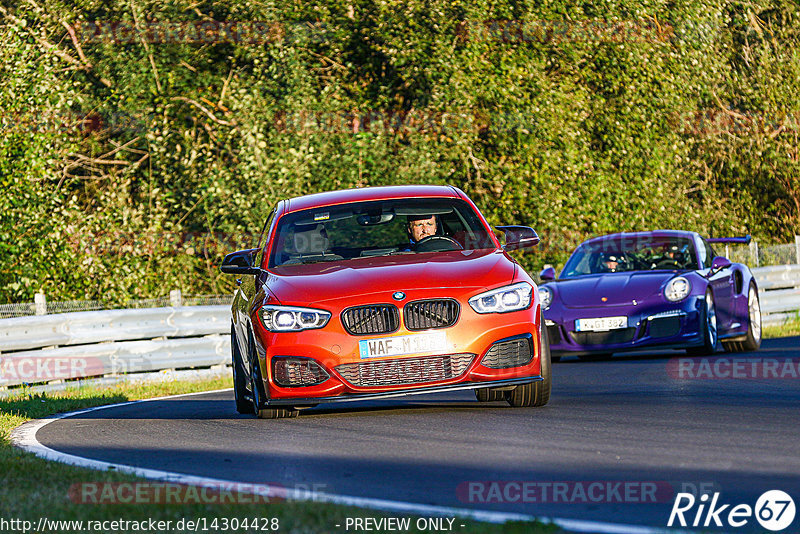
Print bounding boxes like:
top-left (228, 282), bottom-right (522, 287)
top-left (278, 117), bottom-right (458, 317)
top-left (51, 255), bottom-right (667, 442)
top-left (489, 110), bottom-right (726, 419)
top-left (668, 490), bottom-right (796, 531)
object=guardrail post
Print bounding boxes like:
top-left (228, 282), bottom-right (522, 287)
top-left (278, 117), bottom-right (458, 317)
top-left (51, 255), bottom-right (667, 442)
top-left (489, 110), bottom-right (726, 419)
top-left (750, 240), bottom-right (759, 267)
top-left (34, 293), bottom-right (47, 315)
top-left (170, 289), bottom-right (182, 307)
top-left (795, 235), bottom-right (800, 265)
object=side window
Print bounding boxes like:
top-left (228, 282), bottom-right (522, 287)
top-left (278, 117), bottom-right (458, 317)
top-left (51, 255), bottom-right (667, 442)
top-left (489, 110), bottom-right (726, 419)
top-left (700, 239), bottom-right (716, 269)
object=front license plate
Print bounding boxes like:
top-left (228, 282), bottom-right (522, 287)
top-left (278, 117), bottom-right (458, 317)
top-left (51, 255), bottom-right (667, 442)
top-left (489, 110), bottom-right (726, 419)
top-left (575, 316), bottom-right (628, 332)
top-left (359, 332), bottom-right (447, 359)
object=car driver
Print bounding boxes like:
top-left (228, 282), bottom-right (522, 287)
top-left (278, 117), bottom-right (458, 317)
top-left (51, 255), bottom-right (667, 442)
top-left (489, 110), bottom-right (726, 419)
top-left (601, 254), bottom-right (624, 272)
top-left (407, 214), bottom-right (437, 244)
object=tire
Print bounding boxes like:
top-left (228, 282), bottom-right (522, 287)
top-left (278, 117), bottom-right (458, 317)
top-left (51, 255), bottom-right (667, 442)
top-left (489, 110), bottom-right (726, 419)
top-left (740, 282), bottom-right (762, 352)
top-left (231, 325), bottom-right (251, 414)
top-left (248, 330), bottom-right (298, 419)
top-left (577, 353), bottom-right (613, 362)
top-left (542, 325), bottom-right (560, 363)
top-left (475, 388), bottom-right (505, 402)
top-left (507, 316), bottom-right (551, 407)
top-left (687, 289), bottom-right (717, 356)
top-left (256, 406), bottom-right (300, 419)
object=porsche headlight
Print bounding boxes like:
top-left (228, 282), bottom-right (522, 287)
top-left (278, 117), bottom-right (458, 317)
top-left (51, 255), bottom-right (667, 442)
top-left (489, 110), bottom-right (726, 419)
top-left (538, 286), bottom-right (553, 309)
top-left (259, 305), bottom-right (331, 332)
top-left (469, 282), bottom-right (532, 314)
top-left (664, 276), bottom-right (691, 302)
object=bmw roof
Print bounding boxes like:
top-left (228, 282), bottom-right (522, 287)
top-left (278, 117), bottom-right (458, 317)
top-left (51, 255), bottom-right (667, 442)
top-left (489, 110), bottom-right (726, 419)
top-left (284, 185), bottom-right (462, 213)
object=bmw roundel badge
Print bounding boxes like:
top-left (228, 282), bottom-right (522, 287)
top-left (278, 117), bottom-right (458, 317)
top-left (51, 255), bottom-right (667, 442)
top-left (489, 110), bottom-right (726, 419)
top-left (392, 291), bottom-right (406, 301)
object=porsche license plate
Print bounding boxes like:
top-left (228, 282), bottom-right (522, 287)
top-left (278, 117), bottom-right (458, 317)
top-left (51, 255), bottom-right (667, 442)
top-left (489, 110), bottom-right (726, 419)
top-left (575, 316), bottom-right (628, 332)
top-left (359, 332), bottom-right (447, 359)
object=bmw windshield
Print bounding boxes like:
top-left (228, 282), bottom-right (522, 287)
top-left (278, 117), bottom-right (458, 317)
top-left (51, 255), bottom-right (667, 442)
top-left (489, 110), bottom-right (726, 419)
top-left (560, 236), bottom-right (699, 278)
top-left (269, 198), bottom-right (495, 267)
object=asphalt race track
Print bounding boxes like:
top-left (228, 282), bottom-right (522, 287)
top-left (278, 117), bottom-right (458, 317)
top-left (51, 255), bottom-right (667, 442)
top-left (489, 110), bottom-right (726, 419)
top-left (32, 338), bottom-right (800, 532)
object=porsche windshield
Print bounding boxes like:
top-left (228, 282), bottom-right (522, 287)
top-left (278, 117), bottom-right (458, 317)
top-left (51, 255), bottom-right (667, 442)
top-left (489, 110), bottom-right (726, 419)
top-left (560, 236), bottom-right (699, 278)
top-left (268, 198), bottom-right (494, 267)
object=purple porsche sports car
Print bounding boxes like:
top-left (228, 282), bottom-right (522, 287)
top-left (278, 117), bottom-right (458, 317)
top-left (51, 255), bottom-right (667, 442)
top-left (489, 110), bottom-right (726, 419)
top-left (538, 230), bottom-right (762, 361)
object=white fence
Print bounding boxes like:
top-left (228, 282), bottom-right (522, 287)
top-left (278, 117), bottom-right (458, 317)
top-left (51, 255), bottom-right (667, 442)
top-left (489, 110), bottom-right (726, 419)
top-left (725, 237), bottom-right (800, 268)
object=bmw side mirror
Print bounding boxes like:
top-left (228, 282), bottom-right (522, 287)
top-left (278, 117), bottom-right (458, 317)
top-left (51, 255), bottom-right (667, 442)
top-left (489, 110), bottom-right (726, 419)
top-left (220, 248), bottom-right (261, 275)
top-left (539, 267), bottom-right (556, 282)
top-left (710, 256), bottom-right (732, 272)
top-left (496, 225), bottom-right (540, 251)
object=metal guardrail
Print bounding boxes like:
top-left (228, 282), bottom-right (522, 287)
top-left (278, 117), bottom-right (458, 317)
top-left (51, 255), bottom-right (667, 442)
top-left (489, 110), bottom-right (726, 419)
top-left (752, 265), bottom-right (800, 326)
top-left (0, 305), bottom-right (230, 389)
top-left (0, 265), bottom-right (798, 391)
top-left (0, 306), bottom-right (228, 352)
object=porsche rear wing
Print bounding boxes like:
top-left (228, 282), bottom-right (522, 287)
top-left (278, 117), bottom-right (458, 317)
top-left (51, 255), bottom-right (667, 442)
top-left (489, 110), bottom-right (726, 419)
top-left (707, 235), bottom-right (751, 245)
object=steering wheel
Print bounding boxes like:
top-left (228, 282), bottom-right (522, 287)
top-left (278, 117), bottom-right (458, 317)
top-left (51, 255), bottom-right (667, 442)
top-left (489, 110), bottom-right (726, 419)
top-left (654, 259), bottom-right (680, 270)
top-left (414, 235), bottom-right (464, 253)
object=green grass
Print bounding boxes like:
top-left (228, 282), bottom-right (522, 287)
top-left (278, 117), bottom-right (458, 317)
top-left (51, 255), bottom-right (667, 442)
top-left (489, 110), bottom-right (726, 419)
top-left (763, 315), bottom-right (800, 339)
top-left (0, 377), bottom-right (558, 534)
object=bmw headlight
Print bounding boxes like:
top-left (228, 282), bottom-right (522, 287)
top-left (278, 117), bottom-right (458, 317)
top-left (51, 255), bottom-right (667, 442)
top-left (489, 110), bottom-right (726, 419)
top-left (469, 282), bottom-right (532, 314)
top-left (664, 276), bottom-right (691, 302)
top-left (259, 305), bottom-right (331, 332)
top-left (538, 286), bottom-right (553, 309)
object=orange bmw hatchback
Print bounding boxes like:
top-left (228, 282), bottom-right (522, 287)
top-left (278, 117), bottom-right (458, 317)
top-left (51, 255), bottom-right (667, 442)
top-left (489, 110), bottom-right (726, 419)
top-left (221, 185), bottom-right (550, 418)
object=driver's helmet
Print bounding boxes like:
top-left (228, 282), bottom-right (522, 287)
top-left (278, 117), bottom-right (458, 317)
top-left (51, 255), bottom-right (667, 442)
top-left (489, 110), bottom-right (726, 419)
top-left (597, 252), bottom-right (626, 273)
top-left (665, 244), bottom-right (687, 266)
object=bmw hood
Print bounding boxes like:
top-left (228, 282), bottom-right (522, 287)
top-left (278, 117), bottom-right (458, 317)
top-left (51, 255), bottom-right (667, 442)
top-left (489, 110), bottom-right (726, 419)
top-left (554, 272), bottom-right (679, 308)
top-left (265, 249), bottom-right (517, 304)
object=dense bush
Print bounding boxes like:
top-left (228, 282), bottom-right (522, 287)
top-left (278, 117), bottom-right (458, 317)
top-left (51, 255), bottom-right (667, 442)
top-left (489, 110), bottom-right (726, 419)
top-left (1, 0), bottom-right (798, 303)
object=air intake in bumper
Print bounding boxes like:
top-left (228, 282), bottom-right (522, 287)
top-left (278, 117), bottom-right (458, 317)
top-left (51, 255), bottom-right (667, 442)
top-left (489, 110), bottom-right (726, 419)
top-left (334, 353), bottom-right (475, 387)
top-left (480, 334), bottom-right (534, 369)
top-left (273, 357), bottom-right (330, 387)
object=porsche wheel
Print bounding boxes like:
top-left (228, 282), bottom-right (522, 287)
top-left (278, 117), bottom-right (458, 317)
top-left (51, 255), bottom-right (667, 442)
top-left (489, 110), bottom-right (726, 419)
top-left (231, 326), bottom-right (250, 414)
top-left (507, 317), bottom-right (551, 407)
top-left (740, 283), bottom-right (762, 352)
top-left (249, 330), bottom-right (298, 419)
top-left (687, 290), bottom-right (717, 356)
